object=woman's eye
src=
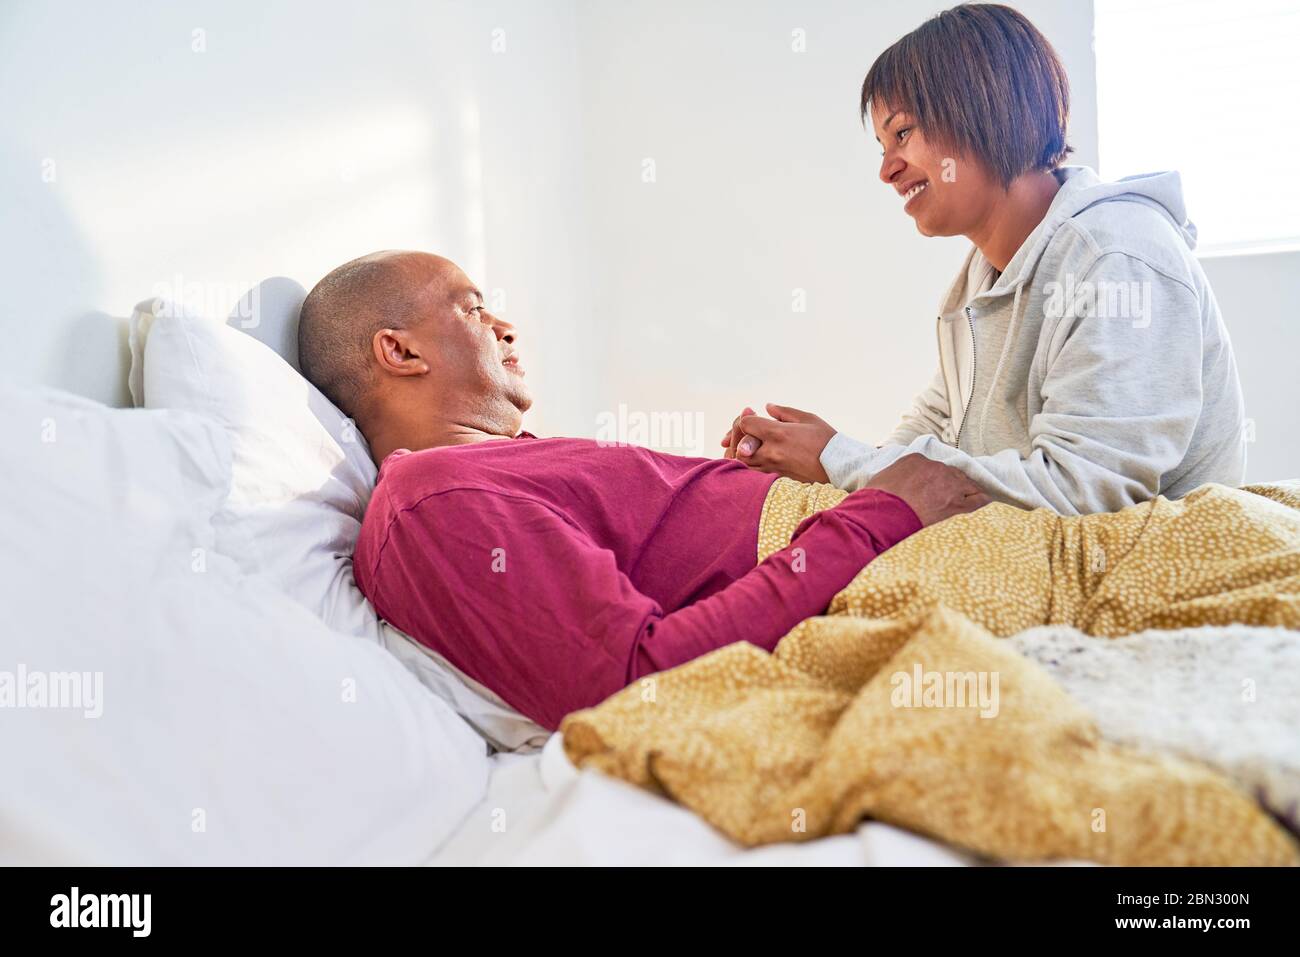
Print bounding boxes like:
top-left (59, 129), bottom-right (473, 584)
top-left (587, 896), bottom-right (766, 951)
top-left (881, 128), bottom-right (912, 156)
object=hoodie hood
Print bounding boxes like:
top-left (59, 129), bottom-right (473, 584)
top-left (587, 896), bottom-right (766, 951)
top-left (986, 166), bottom-right (1198, 296)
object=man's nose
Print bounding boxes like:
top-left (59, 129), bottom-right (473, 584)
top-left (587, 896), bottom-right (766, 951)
top-left (491, 315), bottom-right (516, 344)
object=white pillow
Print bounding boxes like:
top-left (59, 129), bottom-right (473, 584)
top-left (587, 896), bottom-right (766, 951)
top-left (1, 382), bottom-right (230, 583)
top-left (0, 382), bottom-right (488, 864)
top-left (130, 284), bottom-right (549, 752)
top-left (139, 294), bottom-right (382, 637)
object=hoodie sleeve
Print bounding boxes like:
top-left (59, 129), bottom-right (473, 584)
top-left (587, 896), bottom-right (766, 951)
top-left (822, 253), bottom-right (1207, 515)
top-left (884, 365), bottom-right (952, 445)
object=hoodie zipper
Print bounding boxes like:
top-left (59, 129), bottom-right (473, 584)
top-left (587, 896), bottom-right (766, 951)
top-left (955, 305), bottom-right (977, 449)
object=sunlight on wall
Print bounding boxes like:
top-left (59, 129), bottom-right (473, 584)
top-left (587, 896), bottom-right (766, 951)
top-left (1095, 0), bottom-right (1300, 253)
top-left (54, 105), bottom-right (453, 314)
top-left (460, 100), bottom-right (489, 284)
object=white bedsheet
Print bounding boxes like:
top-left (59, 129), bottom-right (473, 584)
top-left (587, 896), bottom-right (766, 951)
top-left (430, 734), bottom-right (977, 867)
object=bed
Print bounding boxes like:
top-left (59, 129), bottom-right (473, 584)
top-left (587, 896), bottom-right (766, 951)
top-left (2, 276), bottom-right (1293, 866)
top-left (431, 734), bottom-right (979, 866)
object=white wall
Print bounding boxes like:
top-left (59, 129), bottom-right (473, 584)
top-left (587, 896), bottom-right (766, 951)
top-left (3, 0), bottom-right (1295, 478)
top-left (0, 0), bottom-right (594, 435)
top-left (574, 0), bottom-right (1099, 454)
top-left (1200, 252), bottom-right (1300, 483)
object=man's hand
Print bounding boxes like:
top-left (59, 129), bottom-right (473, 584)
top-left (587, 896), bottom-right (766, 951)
top-left (865, 453), bottom-right (990, 527)
top-left (719, 404), bottom-right (835, 484)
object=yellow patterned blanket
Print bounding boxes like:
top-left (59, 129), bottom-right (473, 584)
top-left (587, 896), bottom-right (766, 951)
top-left (561, 479), bottom-right (1300, 865)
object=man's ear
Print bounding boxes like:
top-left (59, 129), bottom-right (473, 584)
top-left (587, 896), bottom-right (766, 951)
top-left (372, 328), bottom-right (429, 377)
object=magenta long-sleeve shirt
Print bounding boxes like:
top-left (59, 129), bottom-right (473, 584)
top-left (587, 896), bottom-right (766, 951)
top-left (354, 435), bottom-right (921, 730)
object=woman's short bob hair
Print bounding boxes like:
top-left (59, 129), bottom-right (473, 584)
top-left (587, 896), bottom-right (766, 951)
top-left (861, 3), bottom-right (1072, 189)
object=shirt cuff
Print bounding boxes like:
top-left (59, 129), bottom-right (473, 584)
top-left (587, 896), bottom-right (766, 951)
top-left (819, 431), bottom-right (877, 490)
top-left (855, 489), bottom-right (924, 546)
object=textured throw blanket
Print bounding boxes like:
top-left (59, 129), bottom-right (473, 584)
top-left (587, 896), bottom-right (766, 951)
top-left (561, 480), bottom-right (1300, 865)
top-left (1011, 623), bottom-right (1300, 833)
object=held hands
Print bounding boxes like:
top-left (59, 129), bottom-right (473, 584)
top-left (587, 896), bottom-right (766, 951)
top-left (719, 403), bottom-right (836, 484)
top-left (721, 408), bottom-right (990, 526)
top-left (864, 453), bottom-right (990, 527)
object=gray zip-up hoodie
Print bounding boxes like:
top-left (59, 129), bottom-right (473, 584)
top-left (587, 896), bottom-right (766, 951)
top-left (820, 166), bottom-right (1246, 515)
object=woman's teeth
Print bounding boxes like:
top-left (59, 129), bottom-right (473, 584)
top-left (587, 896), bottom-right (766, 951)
top-left (903, 181), bottom-right (928, 202)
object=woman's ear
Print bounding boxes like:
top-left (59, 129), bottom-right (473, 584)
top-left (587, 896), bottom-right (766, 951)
top-left (372, 328), bottom-right (429, 377)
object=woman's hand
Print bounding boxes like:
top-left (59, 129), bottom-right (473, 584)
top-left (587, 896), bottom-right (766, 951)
top-left (720, 406), bottom-right (757, 460)
top-left (721, 404), bottom-right (836, 484)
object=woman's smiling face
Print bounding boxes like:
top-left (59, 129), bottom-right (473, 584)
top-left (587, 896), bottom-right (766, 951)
top-left (869, 99), bottom-right (1000, 239)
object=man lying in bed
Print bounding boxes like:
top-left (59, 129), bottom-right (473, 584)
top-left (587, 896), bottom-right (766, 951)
top-left (298, 251), bottom-right (989, 730)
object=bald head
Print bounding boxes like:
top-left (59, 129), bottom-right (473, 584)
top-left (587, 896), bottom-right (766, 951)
top-left (297, 250), bottom-right (455, 421)
top-left (298, 250), bottom-right (530, 462)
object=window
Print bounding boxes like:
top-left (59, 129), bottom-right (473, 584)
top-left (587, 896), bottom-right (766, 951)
top-left (1094, 0), bottom-right (1300, 254)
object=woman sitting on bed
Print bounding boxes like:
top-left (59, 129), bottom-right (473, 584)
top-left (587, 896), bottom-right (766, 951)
top-left (722, 2), bottom-right (1246, 515)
